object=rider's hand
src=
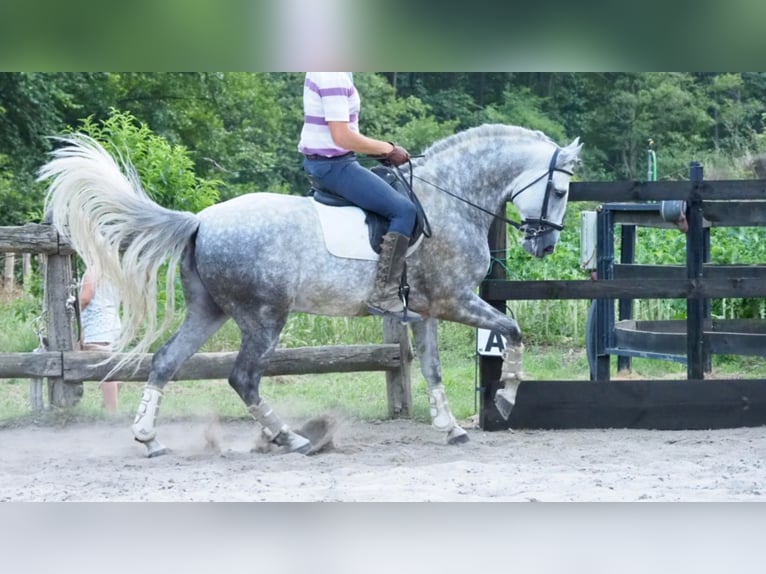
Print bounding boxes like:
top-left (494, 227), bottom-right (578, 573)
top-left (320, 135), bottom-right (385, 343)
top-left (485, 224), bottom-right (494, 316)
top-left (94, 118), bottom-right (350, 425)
top-left (382, 143), bottom-right (410, 167)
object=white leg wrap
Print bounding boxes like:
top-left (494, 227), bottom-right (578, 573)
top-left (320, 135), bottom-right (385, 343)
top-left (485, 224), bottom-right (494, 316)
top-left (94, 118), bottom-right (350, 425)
top-left (500, 342), bottom-right (525, 383)
top-left (495, 343), bottom-right (525, 417)
top-left (248, 400), bottom-right (290, 440)
top-left (132, 385), bottom-right (163, 443)
top-left (248, 400), bottom-right (310, 453)
top-left (428, 384), bottom-right (457, 432)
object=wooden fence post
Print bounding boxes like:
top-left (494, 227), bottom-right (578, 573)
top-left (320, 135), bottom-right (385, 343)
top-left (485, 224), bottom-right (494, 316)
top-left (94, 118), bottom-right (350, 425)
top-left (43, 248), bottom-right (81, 407)
top-left (2, 253), bottom-right (14, 292)
top-left (22, 253), bottom-right (32, 290)
top-left (383, 317), bottom-right (413, 417)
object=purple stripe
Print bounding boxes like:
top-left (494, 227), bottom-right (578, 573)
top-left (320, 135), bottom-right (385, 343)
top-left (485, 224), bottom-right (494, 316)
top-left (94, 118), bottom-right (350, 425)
top-left (319, 86), bottom-right (353, 97)
top-left (305, 78), bottom-right (353, 98)
top-left (304, 113), bottom-right (358, 125)
top-left (301, 147), bottom-right (350, 157)
top-left (305, 115), bottom-right (328, 126)
top-left (305, 77), bottom-right (321, 94)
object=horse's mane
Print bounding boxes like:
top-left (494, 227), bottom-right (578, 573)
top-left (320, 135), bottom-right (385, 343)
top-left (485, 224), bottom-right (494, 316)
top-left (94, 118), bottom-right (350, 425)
top-left (421, 124), bottom-right (555, 159)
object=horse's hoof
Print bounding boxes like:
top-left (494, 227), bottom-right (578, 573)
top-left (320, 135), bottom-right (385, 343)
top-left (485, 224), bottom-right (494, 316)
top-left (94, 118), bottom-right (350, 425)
top-left (140, 438), bottom-right (169, 458)
top-left (494, 389), bottom-right (515, 420)
top-left (447, 427), bottom-right (470, 445)
top-left (282, 431), bottom-right (312, 455)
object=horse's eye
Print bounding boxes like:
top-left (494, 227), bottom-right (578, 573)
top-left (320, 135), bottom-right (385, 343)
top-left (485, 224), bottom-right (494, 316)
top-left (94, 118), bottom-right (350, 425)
top-left (554, 188), bottom-right (567, 198)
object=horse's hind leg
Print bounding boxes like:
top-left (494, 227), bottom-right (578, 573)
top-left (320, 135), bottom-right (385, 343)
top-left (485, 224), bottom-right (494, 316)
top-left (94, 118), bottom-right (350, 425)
top-left (132, 258), bottom-right (227, 457)
top-left (410, 319), bottom-right (469, 445)
top-left (228, 308), bottom-right (310, 455)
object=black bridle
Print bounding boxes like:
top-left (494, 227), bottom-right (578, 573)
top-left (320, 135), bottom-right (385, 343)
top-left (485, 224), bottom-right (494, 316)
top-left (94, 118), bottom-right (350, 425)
top-left (405, 147), bottom-right (572, 240)
top-left (510, 147), bottom-right (573, 239)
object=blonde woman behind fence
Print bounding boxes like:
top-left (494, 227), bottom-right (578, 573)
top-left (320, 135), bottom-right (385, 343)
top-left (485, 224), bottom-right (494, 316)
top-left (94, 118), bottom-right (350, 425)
top-left (79, 268), bottom-right (122, 412)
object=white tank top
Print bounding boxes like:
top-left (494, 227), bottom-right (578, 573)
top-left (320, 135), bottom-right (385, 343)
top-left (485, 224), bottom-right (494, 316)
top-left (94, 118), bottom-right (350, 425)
top-left (81, 281), bottom-right (122, 345)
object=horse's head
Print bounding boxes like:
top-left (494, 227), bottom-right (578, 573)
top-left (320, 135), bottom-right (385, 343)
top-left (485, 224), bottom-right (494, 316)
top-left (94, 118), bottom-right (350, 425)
top-left (510, 137), bottom-right (583, 258)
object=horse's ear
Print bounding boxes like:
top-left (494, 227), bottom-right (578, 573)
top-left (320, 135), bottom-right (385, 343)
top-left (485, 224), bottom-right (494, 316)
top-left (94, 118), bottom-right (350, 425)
top-left (560, 137), bottom-right (583, 165)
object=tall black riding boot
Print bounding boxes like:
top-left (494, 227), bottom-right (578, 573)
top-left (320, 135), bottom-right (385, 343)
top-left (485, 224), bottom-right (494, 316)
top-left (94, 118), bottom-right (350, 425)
top-left (366, 231), bottom-right (422, 322)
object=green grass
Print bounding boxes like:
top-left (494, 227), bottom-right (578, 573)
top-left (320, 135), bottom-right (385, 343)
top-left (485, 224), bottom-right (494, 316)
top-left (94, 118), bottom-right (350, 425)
top-left (0, 292), bottom-right (40, 353)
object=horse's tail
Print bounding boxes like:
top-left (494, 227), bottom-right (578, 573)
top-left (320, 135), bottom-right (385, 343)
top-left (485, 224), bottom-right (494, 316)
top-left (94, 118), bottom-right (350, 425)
top-left (39, 134), bottom-right (201, 374)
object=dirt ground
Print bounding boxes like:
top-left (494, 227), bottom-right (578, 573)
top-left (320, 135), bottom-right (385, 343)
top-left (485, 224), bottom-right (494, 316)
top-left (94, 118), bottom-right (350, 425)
top-left (1, 413), bottom-right (765, 502)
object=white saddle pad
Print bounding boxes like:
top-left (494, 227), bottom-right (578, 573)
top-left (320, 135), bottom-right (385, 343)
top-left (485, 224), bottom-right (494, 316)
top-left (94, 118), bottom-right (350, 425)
top-left (312, 201), bottom-right (423, 261)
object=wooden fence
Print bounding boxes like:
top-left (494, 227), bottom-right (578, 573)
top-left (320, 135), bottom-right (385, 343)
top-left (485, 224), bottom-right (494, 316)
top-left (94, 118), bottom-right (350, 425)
top-left (0, 223), bottom-right (413, 416)
top-left (2, 252), bottom-right (33, 292)
top-left (479, 169), bottom-right (766, 431)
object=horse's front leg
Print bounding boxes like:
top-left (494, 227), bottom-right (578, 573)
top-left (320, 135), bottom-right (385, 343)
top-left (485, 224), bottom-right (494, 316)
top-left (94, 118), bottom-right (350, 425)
top-left (410, 318), bottom-right (469, 445)
top-left (439, 293), bottom-right (524, 420)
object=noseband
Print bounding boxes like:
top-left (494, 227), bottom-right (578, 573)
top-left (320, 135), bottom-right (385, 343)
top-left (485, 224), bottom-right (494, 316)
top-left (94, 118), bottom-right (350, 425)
top-left (509, 148), bottom-right (573, 240)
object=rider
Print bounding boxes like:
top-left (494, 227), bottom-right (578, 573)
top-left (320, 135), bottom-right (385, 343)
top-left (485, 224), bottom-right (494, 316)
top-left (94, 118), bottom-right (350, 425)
top-left (299, 72), bottom-right (421, 323)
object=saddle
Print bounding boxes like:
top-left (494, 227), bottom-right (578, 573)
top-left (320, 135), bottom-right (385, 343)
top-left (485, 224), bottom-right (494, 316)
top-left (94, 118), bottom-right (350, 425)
top-left (308, 165), bottom-right (430, 253)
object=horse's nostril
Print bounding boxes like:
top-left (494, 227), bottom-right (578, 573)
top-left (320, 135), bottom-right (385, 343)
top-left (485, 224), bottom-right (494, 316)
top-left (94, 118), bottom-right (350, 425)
top-left (543, 245), bottom-right (555, 256)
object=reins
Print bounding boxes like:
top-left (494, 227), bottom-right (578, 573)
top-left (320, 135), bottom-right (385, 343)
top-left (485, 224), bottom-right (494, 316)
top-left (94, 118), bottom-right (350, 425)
top-left (398, 147), bottom-right (572, 238)
top-left (409, 168), bottom-right (525, 231)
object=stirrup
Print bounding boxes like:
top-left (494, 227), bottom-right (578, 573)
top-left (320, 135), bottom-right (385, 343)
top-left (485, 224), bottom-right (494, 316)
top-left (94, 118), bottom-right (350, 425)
top-left (366, 301), bottom-right (422, 323)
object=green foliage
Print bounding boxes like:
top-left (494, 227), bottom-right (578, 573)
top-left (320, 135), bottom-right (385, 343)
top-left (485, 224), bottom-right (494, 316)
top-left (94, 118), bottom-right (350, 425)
top-left (0, 295), bottom-right (40, 352)
top-left (419, 87), bottom-right (481, 128)
top-left (709, 226), bottom-right (766, 319)
top-left (353, 73), bottom-right (459, 155)
top-left (0, 73), bottom-right (87, 225)
top-left (502, 200), bottom-right (595, 345)
top-left (76, 108), bottom-right (220, 212)
top-left (393, 115), bottom-right (460, 156)
top-left (0, 154), bottom-right (25, 224)
top-left (581, 73), bottom-right (714, 179)
top-left (480, 87), bottom-right (568, 143)
top-left (4, 71), bottom-right (766, 207)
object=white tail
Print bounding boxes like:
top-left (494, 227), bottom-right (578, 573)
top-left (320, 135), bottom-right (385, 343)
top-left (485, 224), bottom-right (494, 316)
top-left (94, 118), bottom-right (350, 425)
top-left (39, 134), bottom-right (200, 375)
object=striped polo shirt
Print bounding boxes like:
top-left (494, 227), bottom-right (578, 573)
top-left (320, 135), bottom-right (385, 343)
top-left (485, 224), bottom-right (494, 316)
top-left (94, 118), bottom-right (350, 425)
top-left (298, 72), bottom-right (360, 157)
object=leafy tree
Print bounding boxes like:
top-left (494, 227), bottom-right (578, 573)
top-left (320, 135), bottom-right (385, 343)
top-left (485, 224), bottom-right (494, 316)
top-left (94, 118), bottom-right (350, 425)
top-left (704, 73), bottom-right (763, 154)
top-left (0, 73), bottom-right (74, 224)
top-left (580, 73), bottom-right (712, 180)
top-left (109, 72), bottom-right (303, 199)
top-left (479, 86), bottom-right (568, 143)
top-left (76, 109), bottom-right (219, 213)
top-left (353, 73), bottom-right (459, 155)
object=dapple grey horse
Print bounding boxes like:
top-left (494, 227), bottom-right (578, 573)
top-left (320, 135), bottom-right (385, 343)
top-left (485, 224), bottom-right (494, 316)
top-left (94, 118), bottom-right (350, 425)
top-left (41, 124), bottom-right (582, 456)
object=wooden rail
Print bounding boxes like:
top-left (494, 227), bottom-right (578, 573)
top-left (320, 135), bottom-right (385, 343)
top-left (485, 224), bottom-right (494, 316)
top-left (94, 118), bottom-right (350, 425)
top-left (1, 223), bottom-right (414, 416)
top-left (0, 223), bottom-right (75, 254)
top-left (0, 345), bottom-right (406, 380)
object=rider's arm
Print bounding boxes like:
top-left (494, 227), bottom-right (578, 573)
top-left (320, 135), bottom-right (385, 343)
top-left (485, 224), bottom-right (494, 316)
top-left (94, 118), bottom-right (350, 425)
top-left (327, 121), bottom-right (395, 156)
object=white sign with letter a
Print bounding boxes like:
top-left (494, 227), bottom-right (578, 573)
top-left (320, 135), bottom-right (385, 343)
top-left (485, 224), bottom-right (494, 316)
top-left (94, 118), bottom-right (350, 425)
top-left (477, 328), bottom-right (507, 357)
